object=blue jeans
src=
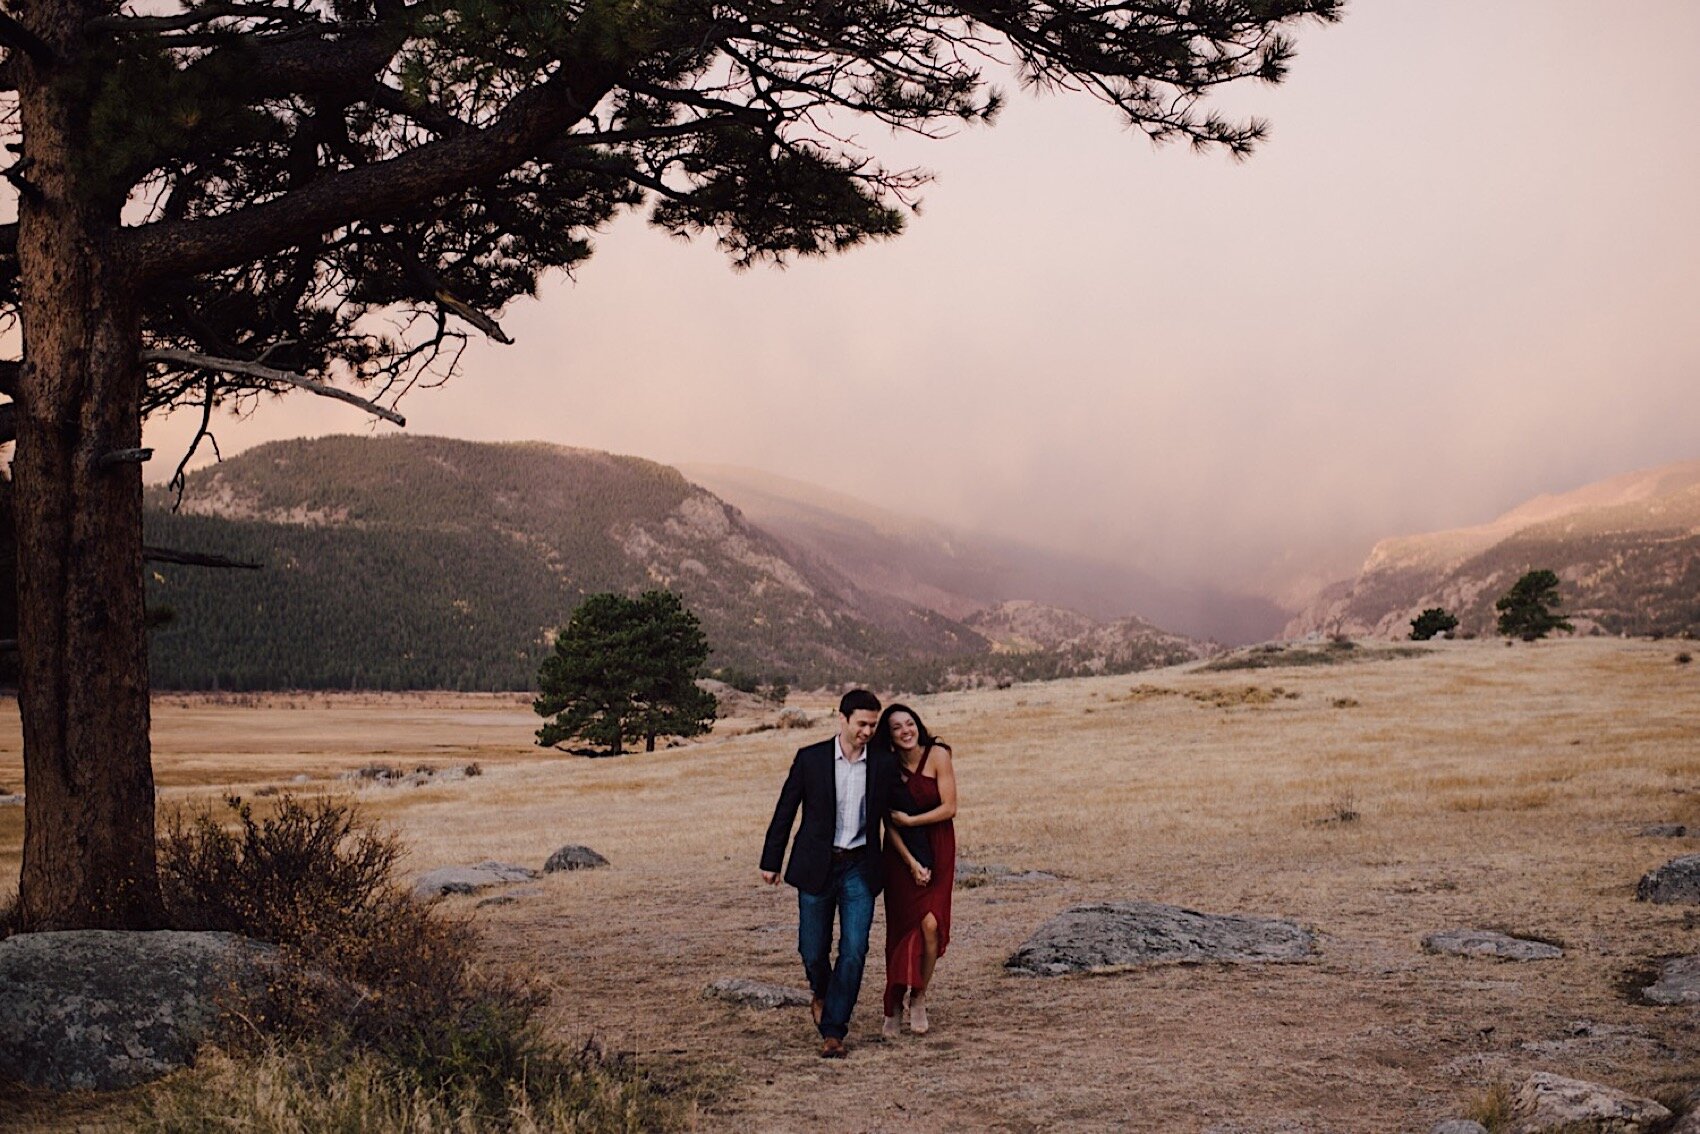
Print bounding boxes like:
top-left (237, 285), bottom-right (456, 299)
top-left (798, 858), bottom-right (874, 1040)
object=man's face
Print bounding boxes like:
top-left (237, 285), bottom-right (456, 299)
top-left (839, 708), bottom-right (879, 755)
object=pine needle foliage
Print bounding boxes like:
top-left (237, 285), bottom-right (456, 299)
top-left (535, 589), bottom-right (717, 754)
top-left (1495, 569), bottom-right (1574, 641)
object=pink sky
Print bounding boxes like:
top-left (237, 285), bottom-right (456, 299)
top-left (145, 0), bottom-right (1700, 606)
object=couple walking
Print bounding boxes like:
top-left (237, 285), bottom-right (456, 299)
top-left (759, 690), bottom-right (958, 1058)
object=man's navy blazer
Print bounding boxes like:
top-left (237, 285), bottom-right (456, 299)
top-left (761, 737), bottom-right (896, 896)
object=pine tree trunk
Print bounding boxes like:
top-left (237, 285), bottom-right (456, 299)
top-left (10, 0), bottom-right (164, 930)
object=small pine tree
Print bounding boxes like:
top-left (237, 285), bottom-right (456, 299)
top-left (1409, 607), bottom-right (1459, 641)
top-left (1495, 570), bottom-right (1574, 641)
top-left (534, 591), bottom-right (717, 755)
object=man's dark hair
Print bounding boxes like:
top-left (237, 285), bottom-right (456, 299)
top-left (838, 689), bottom-right (881, 718)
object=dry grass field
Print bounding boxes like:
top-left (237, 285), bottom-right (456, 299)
top-left (2, 638), bottom-right (1698, 1131)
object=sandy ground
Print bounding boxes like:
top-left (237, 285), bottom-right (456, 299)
top-left (2, 639), bottom-right (1698, 1131)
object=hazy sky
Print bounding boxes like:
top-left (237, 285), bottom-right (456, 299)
top-left (146, 0), bottom-right (1700, 606)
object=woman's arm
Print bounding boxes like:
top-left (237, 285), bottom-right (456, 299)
top-left (899, 746), bottom-right (958, 826)
top-left (886, 812), bottom-right (932, 885)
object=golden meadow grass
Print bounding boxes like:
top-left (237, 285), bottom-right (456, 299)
top-left (1, 638), bottom-right (1697, 1130)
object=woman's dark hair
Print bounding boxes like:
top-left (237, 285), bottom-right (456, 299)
top-left (874, 703), bottom-right (946, 754)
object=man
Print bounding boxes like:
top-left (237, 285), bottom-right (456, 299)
top-left (760, 688), bottom-right (893, 1057)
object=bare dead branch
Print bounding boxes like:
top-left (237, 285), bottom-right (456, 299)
top-left (143, 545), bottom-right (262, 570)
top-left (141, 347), bottom-right (407, 426)
top-left (432, 288), bottom-right (511, 345)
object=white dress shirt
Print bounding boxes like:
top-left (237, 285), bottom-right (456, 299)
top-left (832, 735), bottom-right (868, 849)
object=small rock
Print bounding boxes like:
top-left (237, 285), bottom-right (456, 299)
top-left (0, 794), bottom-right (22, 807)
top-left (475, 886), bottom-right (542, 909)
top-left (956, 862), bottom-right (1060, 887)
top-left (1644, 955), bottom-right (1700, 1005)
top-left (1422, 929), bottom-right (1563, 961)
top-left (1638, 824), bottom-right (1689, 838)
top-left (1430, 1122), bottom-right (1488, 1134)
top-left (704, 978), bottom-right (813, 1009)
top-left (1510, 1072), bottom-right (1670, 1132)
top-left (544, 845), bottom-right (610, 873)
top-left (1636, 855), bottom-right (1700, 903)
top-left (1006, 900), bottom-right (1315, 976)
top-left (0, 930), bottom-right (278, 1090)
top-left (413, 860), bottom-right (538, 898)
top-left (291, 774), bottom-right (311, 784)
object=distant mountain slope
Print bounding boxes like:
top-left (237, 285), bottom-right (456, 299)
top-left (679, 464), bottom-right (1285, 644)
top-left (963, 601), bottom-right (1099, 652)
top-left (145, 436), bottom-right (983, 690)
top-left (963, 601), bottom-right (1209, 673)
top-left (1287, 460), bottom-right (1700, 639)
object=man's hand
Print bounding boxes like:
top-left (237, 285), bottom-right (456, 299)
top-left (760, 870), bottom-right (780, 885)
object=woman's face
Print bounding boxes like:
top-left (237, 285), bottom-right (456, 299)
top-left (888, 711), bottom-right (920, 751)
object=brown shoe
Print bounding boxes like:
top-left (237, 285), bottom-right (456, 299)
top-left (819, 1036), bottom-right (846, 1059)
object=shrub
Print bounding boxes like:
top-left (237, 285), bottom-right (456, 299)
top-left (132, 1041), bottom-right (694, 1133)
top-left (1677, 653), bottom-right (1693, 666)
top-left (159, 795), bottom-right (543, 1095)
top-left (1409, 607), bottom-right (1458, 641)
top-left (1464, 1081), bottom-right (1516, 1131)
top-left (148, 794), bottom-right (709, 1127)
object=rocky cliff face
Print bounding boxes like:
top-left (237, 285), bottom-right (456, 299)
top-left (1288, 461), bottom-right (1700, 639)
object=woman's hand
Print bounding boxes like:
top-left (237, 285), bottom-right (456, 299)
top-left (888, 811), bottom-right (914, 828)
top-left (910, 862), bottom-right (932, 886)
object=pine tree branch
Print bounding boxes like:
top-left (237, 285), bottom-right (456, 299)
top-left (176, 7), bottom-right (415, 104)
top-left (0, 12), bottom-right (57, 67)
top-left (140, 348), bottom-right (407, 426)
top-left (125, 56), bottom-right (623, 282)
top-left (365, 84), bottom-right (473, 138)
top-left (87, 3), bottom-right (314, 34)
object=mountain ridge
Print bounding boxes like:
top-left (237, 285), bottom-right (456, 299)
top-left (1288, 459), bottom-right (1700, 639)
top-left (143, 436), bottom-right (1211, 691)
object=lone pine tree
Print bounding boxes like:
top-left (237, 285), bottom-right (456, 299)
top-left (0, 0), bottom-right (1338, 928)
top-left (1496, 570), bottom-right (1574, 641)
top-left (535, 590), bottom-right (717, 756)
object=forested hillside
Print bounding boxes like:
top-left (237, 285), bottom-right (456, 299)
top-left (144, 436), bottom-right (983, 689)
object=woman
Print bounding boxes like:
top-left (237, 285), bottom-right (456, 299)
top-left (876, 702), bottom-right (957, 1037)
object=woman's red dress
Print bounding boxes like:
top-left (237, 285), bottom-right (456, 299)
top-left (882, 744), bottom-right (955, 1017)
